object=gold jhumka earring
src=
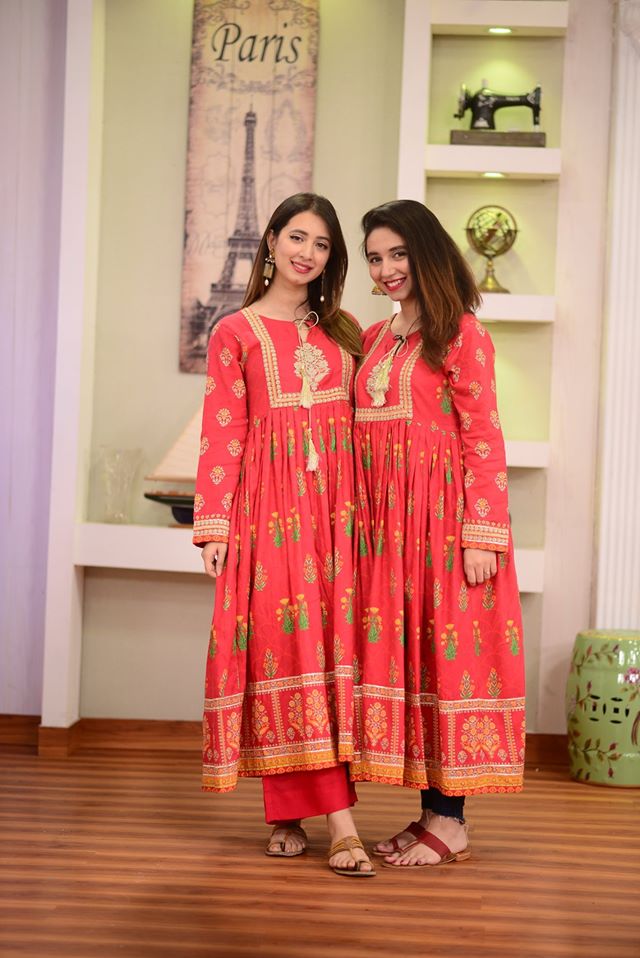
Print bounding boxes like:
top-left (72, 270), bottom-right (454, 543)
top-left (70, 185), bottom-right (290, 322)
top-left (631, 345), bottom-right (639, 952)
top-left (263, 249), bottom-right (275, 286)
top-left (371, 283), bottom-right (386, 296)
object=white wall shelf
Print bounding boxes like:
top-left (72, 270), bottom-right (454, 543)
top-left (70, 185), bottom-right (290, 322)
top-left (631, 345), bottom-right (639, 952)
top-left (505, 441), bottom-right (550, 469)
top-left (74, 522), bottom-right (544, 593)
top-left (477, 294), bottom-right (556, 324)
top-left (75, 523), bottom-right (201, 575)
top-left (431, 0), bottom-right (568, 36)
top-left (426, 145), bottom-right (561, 180)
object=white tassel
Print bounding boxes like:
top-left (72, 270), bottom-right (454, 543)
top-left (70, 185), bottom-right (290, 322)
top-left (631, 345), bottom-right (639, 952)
top-left (299, 373), bottom-right (314, 409)
top-left (306, 432), bottom-right (319, 472)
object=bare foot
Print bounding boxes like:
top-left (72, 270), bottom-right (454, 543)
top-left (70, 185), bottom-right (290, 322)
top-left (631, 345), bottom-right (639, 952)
top-left (385, 814), bottom-right (468, 867)
top-left (266, 820), bottom-right (307, 857)
top-left (327, 808), bottom-right (375, 875)
top-left (373, 811), bottom-right (431, 856)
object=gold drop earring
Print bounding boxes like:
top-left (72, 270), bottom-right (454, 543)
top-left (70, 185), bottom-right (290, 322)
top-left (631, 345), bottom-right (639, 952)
top-left (319, 271), bottom-right (326, 304)
top-left (371, 282), bottom-right (385, 296)
top-left (263, 248), bottom-right (275, 287)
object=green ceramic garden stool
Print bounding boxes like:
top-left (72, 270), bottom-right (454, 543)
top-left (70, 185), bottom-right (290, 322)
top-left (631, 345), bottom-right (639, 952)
top-left (566, 629), bottom-right (640, 786)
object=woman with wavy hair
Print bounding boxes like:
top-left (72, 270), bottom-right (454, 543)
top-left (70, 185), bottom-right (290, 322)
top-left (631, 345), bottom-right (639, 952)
top-left (352, 199), bottom-right (525, 867)
top-left (194, 193), bottom-right (374, 877)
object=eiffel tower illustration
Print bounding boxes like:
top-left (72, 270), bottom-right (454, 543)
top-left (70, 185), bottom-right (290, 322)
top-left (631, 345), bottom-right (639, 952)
top-left (187, 109), bottom-right (262, 368)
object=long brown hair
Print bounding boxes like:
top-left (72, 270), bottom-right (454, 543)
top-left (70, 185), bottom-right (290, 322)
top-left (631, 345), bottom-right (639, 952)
top-left (362, 200), bottom-right (481, 368)
top-left (243, 192), bottom-right (361, 356)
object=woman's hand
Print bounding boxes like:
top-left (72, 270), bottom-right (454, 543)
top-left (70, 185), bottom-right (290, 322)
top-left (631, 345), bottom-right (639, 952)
top-left (463, 548), bottom-right (497, 587)
top-left (201, 541), bottom-right (228, 579)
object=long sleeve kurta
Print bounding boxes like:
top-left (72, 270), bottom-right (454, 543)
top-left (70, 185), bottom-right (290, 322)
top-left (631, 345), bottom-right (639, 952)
top-left (351, 313), bottom-right (525, 795)
top-left (194, 308), bottom-right (358, 792)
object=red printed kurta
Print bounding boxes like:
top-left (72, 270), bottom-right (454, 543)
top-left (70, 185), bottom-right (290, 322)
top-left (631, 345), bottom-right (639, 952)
top-left (194, 308), bottom-right (357, 792)
top-left (351, 313), bottom-right (525, 795)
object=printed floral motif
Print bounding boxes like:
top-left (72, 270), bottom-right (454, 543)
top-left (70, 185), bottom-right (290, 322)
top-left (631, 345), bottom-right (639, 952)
top-left (440, 623), bottom-right (459, 660)
top-left (474, 440), bottom-right (491, 459)
top-left (341, 588), bottom-right (354, 624)
top-left (475, 348), bottom-right (486, 366)
top-left (469, 380), bottom-right (482, 400)
top-left (473, 620), bottom-right (482, 656)
top-left (474, 497), bottom-right (490, 518)
top-left (487, 667), bottom-right (502, 697)
top-left (193, 493), bottom-right (204, 514)
top-left (461, 715), bottom-right (500, 757)
top-left (316, 641), bottom-right (326, 670)
top-left (221, 492), bottom-right (233, 512)
top-left (490, 409), bottom-right (501, 429)
top-left (268, 513), bottom-right (285, 548)
top-left (433, 578), bottom-right (443, 609)
top-left (363, 607), bottom-right (383, 643)
top-left (305, 689), bottom-right (329, 732)
top-left (209, 466), bottom-right (225, 485)
top-left (205, 376), bottom-right (216, 395)
top-left (303, 554), bottom-right (317, 583)
top-left (460, 411), bottom-right (472, 431)
top-left (263, 649), bottom-right (278, 679)
top-left (389, 656), bottom-right (400, 686)
top-left (216, 408), bottom-right (231, 427)
top-left (458, 581), bottom-right (468, 612)
top-left (495, 471), bottom-right (508, 492)
top-left (460, 670), bottom-right (475, 698)
top-left (505, 619), bottom-right (520, 655)
top-left (365, 702), bottom-right (388, 746)
top-left (251, 701), bottom-right (269, 741)
top-left (227, 438), bottom-right (242, 457)
top-left (287, 693), bottom-right (303, 736)
top-left (232, 378), bottom-right (246, 398)
top-left (200, 437), bottom-right (210, 455)
top-left (219, 347), bottom-right (233, 367)
top-left (254, 562), bottom-right (267, 592)
top-left (225, 711), bottom-right (241, 752)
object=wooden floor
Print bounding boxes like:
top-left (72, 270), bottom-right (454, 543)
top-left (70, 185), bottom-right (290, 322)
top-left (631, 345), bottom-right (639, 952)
top-left (1, 749), bottom-right (639, 958)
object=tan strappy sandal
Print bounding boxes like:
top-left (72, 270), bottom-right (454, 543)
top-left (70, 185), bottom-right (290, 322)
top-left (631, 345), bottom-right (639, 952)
top-left (265, 824), bottom-right (308, 858)
top-left (328, 836), bottom-right (376, 877)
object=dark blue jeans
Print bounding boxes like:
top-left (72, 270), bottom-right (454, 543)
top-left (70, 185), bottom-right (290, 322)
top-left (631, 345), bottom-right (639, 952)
top-left (421, 786), bottom-right (465, 822)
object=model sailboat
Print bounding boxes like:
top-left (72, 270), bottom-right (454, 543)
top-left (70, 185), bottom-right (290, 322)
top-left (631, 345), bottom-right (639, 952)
top-left (144, 406), bottom-right (201, 524)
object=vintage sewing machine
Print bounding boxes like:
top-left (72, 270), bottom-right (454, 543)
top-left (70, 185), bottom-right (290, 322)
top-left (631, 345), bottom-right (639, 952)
top-left (451, 82), bottom-right (545, 146)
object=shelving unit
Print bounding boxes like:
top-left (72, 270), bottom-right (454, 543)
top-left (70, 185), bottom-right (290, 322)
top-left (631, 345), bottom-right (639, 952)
top-left (73, 522), bottom-right (545, 593)
top-left (426, 145), bottom-right (561, 179)
top-left (430, 0), bottom-right (568, 35)
top-left (477, 294), bottom-right (555, 324)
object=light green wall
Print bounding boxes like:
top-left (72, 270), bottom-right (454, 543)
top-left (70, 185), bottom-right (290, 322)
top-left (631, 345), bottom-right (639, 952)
top-left (82, 0), bottom-right (404, 719)
top-left (89, 0), bottom-right (402, 526)
top-left (430, 35), bottom-right (564, 146)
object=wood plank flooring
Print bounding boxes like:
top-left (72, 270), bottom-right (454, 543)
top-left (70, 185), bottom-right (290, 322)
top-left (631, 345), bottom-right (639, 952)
top-left (1, 749), bottom-right (638, 958)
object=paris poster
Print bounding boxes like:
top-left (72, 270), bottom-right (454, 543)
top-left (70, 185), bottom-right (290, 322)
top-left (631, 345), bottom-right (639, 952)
top-left (179, 0), bottom-right (319, 373)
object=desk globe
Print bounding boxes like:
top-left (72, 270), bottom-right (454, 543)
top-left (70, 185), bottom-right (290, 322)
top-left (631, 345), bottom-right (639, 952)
top-left (466, 204), bottom-right (517, 293)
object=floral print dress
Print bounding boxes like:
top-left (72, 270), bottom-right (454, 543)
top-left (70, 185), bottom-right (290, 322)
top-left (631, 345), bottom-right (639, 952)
top-left (351, 313), bottom-right (525, 795)
top-left (194, 308), bottom-right (357, 792)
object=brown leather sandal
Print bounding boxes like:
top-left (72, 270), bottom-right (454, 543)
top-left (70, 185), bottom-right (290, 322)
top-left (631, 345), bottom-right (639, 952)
top-left (329, 836), bottom-right (376, 877)
top-left (372, 820), bottom-right (426, 857)
top-left (383, 826), bottom-right (470, 868)
top-left (265, 824), bottom-right (308, 858)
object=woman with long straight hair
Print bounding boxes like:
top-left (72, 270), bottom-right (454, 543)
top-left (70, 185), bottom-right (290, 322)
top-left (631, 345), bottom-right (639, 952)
top-left (194, 192), bottom-right (375, 877)
top-left (352, 199), bottom-right (525, 867)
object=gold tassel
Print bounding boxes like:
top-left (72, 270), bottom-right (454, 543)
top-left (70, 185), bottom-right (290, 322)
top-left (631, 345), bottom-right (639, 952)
top-left (300, 373), bottom-right (314, 409)
top-left (306, 431), bottom-right (319, 472)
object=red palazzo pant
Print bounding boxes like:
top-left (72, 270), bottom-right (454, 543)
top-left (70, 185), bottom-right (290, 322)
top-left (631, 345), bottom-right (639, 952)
top-left (262, 766), bottom-right (357, 824)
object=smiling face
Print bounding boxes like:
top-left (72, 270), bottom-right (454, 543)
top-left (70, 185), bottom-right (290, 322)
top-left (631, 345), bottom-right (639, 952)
top-left (365, 226), bottom-right (415, 305)
top-left (268, 210), bottom-right (332, 289)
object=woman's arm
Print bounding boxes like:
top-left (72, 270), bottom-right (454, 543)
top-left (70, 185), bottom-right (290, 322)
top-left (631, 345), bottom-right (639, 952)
top-left (193, 320), bottom-right (249, 574)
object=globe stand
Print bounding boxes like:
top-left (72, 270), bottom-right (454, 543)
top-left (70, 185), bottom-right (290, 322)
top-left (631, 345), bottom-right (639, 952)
top-left (479, 256), bottom-right (509, 293)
